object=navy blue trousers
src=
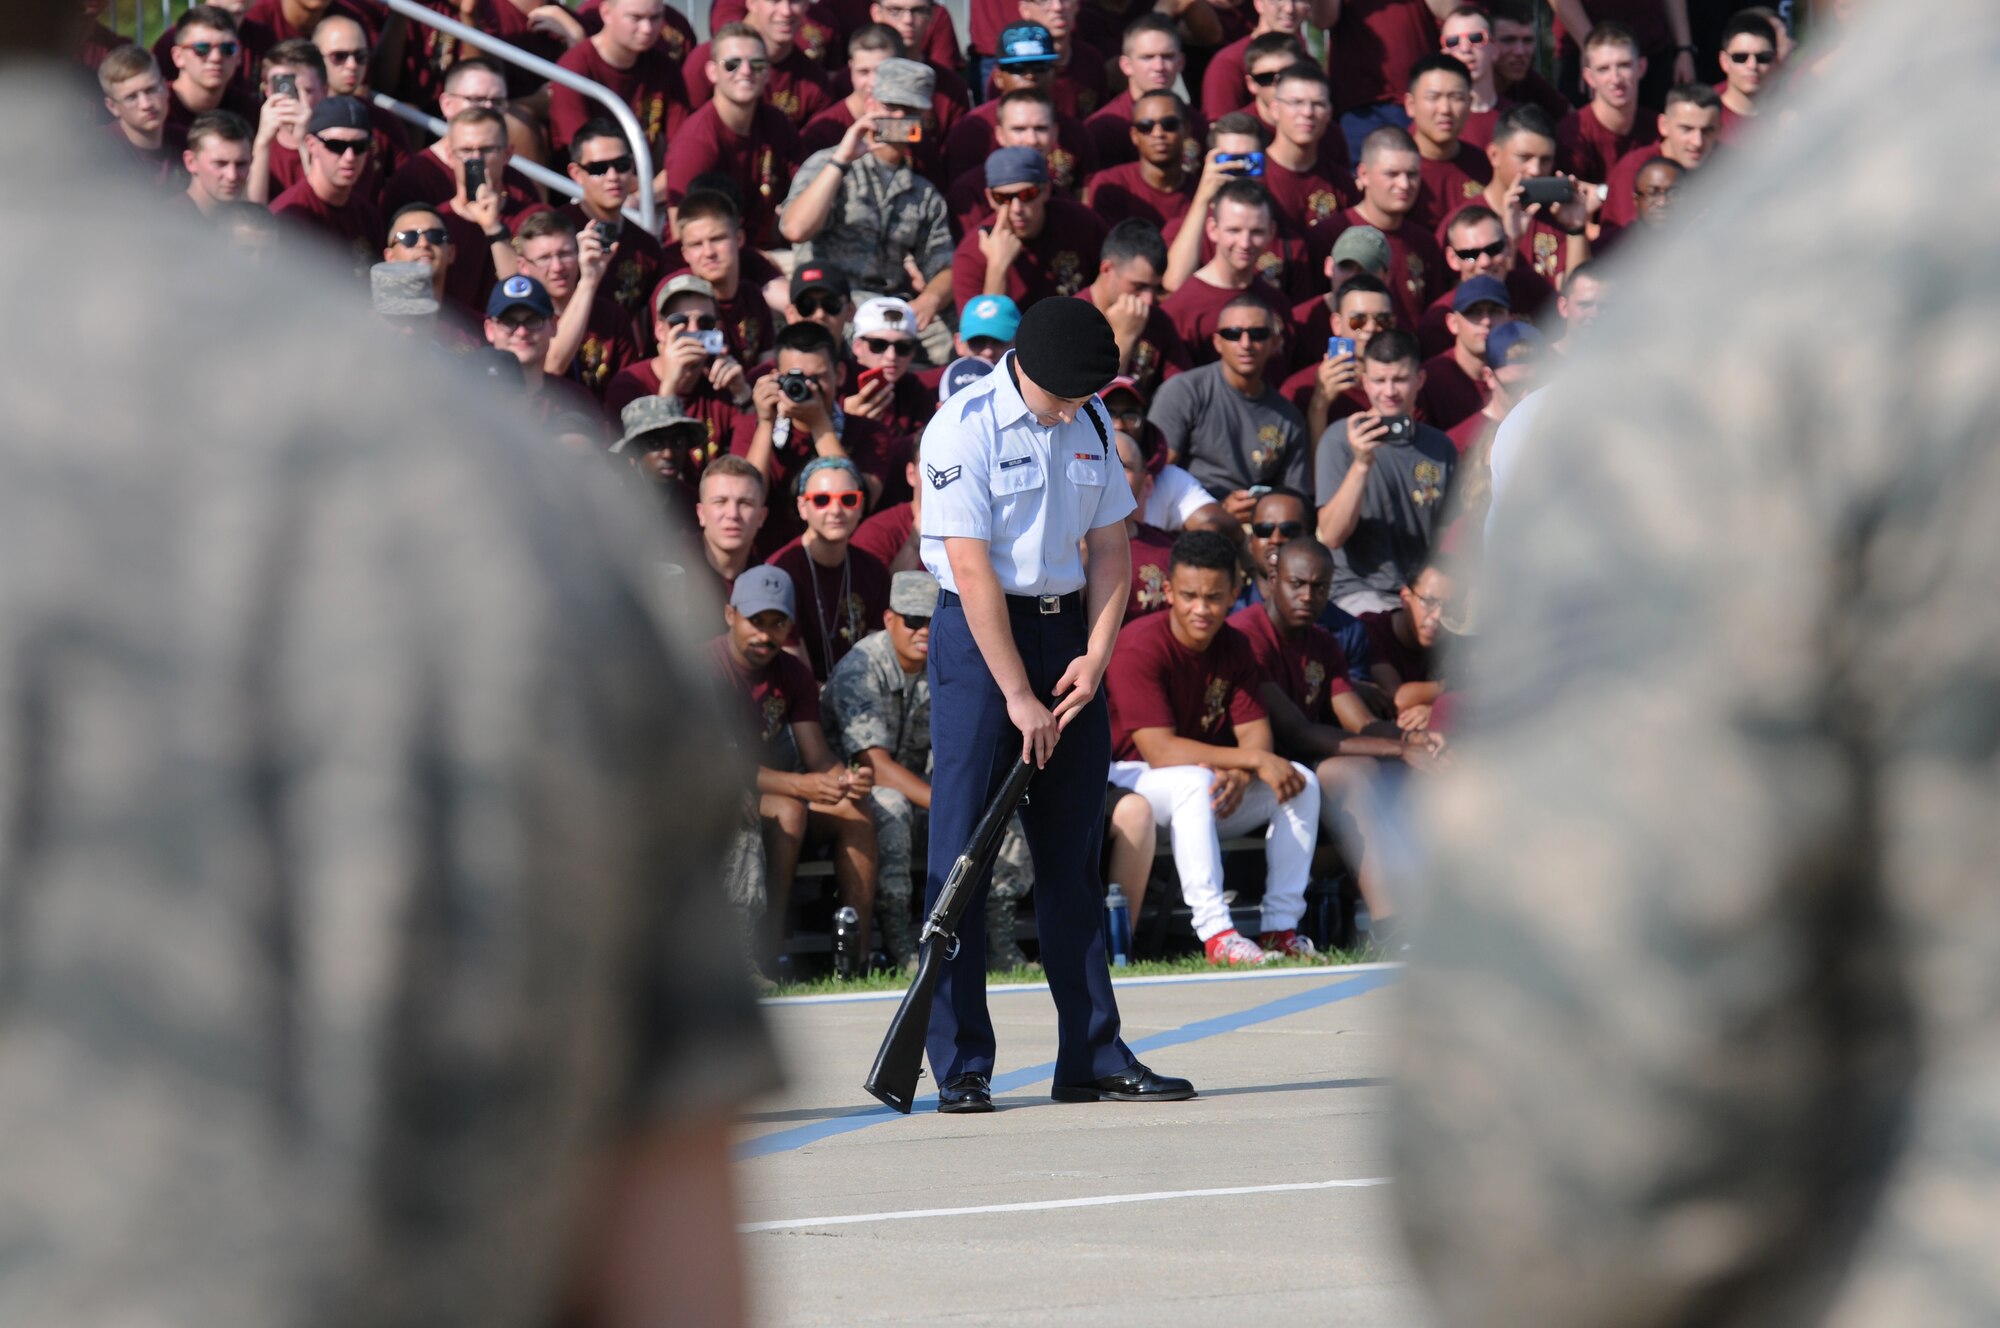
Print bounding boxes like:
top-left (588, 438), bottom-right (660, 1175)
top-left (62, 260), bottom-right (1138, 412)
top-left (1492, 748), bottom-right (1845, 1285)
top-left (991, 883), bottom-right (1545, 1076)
top-left (925, 595), bottom-right (1134, 1087)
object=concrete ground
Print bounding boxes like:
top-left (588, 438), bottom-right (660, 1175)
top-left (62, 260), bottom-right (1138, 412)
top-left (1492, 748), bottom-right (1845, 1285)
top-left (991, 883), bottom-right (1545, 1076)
top-left (736, 965), bottom-right (1431, 1327)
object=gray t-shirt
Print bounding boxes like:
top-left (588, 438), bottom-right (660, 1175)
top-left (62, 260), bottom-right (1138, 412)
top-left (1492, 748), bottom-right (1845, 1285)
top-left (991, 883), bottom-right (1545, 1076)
top-left (1146, 362), bottom-right (1310, 499)
top-left (1314, 415), bottom-right (1458, 601)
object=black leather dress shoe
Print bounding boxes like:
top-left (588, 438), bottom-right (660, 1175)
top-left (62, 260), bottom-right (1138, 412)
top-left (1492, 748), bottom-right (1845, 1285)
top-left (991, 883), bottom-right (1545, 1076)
top-left (1051, 1062), bottom-right (1196, 1103)
top-left (936, 1072), bottom-right (994, 1113)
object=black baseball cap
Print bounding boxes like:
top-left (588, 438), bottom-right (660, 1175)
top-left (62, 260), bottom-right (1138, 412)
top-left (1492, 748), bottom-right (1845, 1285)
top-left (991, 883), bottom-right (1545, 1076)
top-left (790, 263), bottom-right (851, 305)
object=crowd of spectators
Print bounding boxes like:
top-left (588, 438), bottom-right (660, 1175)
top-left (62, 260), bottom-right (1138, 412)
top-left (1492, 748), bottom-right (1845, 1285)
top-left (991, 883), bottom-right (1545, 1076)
top-left (80, 0), bottom-right (1814, 977)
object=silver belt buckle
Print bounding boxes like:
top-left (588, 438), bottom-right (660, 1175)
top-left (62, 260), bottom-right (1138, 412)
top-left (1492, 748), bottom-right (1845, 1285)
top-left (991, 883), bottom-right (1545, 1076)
top-left (1037, 594), bottom-right (1061, 615)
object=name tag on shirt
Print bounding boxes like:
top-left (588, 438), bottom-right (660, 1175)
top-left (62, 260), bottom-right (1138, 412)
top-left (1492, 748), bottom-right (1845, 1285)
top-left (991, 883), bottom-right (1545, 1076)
top-left (999, 455), bottom-right (1034, 470)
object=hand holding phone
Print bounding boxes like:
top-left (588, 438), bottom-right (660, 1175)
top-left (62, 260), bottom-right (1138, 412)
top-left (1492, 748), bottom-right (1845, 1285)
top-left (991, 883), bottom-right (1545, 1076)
top-left (1327, 335), bottom-right (1356, 361)
top-left (1519, 176), bottom-right (1575, 208)
top-left (877, 117), bottom-right (922, 144)
top-left (463, 157), bottom-right (487, 199)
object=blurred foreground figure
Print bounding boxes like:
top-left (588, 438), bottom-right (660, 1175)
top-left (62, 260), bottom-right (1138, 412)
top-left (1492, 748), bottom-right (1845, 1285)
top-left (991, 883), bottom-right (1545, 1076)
top-left (1393, 3), bottom-right (2000, 1326)
top-left (0, 7), bottom-right (777, 1326)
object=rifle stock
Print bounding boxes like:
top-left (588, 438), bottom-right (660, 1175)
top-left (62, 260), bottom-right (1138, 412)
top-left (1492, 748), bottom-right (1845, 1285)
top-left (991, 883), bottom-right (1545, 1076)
top-left (863, 758), bottom-right (1035, 1113)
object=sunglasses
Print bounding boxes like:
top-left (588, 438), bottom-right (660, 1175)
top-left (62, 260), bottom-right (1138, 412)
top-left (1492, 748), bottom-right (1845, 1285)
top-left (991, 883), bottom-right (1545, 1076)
top-left (323, 47), bottom-right (367, 63)
top-left (181, 39), bottom-right (239, 57)
top-left (392, 226), bottom-right (448, 246)
top-left (1726, 49), bottom-right (1776, 64)
top-left (861, 335), bottom-right (914, 356)
top-left (1343, 311), bottom-right (1397, 330)
top-left (1250, 520), bottom-right (1304, 539)
top-left (897, 614), bottom-right (932, 630)
top-left (666, 312), bottom-right (719, 329)
top-left (1442, 31), bottom-right (1487, 48)
top-left (1132, 115), bottom-right (1183, 134)
top-left (1003, 59), bottom-right (1058, 74)
top-left (1247, 68), bottom-right (1286, 87)
top-left (807, 490), bottom-right (863, 509)
top-left (579, 154), bottom-right (635, 175)
top-left (316, 136), bottom-right (369, 157)
top-left (1451, 238), bottom-right (1508, 261)
top-left (991, 185), bottom-right (1042, 203)
top-left (498, 313), bottom-right (548, 332)
top-left (1216, 325), bottom-right (1274, 342)
top-left (795, 292), bottom-right (843, 316)
top-left (721, 56), bottom-right (772, 73)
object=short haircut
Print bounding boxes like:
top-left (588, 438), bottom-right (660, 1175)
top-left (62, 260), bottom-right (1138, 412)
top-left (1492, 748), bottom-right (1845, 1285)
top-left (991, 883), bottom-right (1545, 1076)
top-left (1244, 31), bottom-right (1305, 68)
top-left (176, 5), bottom-right (240, 37)
top-left (1635, 155), bottom-right (1685, 180)
top-left (1334, 273), bottom-right (1391, 310)
top-left (1663, 81), bottom-right (1723, 113)
top-left (711, 22), bottom-right (767, 52)
top-left (1444, 203), bottom-right (1502, 242)
top-left (1360, 124), bottom-right (1420, 163)
top-left (686, 172), bottom-right (742, 211)
top-left (774, 319), bottom-right (840, 365)
top-left (1409, 554), bottom-right (1458, 589)
top-left (1582, 22), bottom-right (1640, 59)
top-left (185, 109), bottom-right (251, 154)
top-left (1276, 534), bottom-right (1334, 568)
top-left (1441, 5), bottom-right (1490, 30)
top-left (1219, 291), bottom-right (1276, 323)
top-left (701, 453), bottom-right (767, 498)
top-left (1101, 217), bottom-right (1168, 272)
top-left (443, 58), bottom-right (504, 93)
top-left (1564, 259), bottom-right (1603, 288)
top-left (1257, 485), bottom-right (1311, 511)
top-left (1132, 88), bottom-right (1187, 117)
top-left (1210, 177), bottom-right (1274, 220)
top-left (1406, 52), bottom-right (1472, 91)
top-left (1207, 111), bottom-right (1267, 148)
top-left (1489, 0), bottom-right (1534, 24)
top-left (1363, 329), bottom-right (1422, 370)
top-left (260, 38), bottom-right (324, 82)
top-left (848, 22), bottom-right (902, 56)
top-left (568, 118), bottom-right (629, 163)
top-left (1168, 529), bottom-right (1239, 576)
top-left (676, 188), bottom-right (741, 231)
top-left (513, 208), bottom-right (576, 247)
top-left (1491, 102), bottom-right (1557, 147)
top-left (1720, 11), bottom-right (1778, 47)
top-left (449, 105), bottom-right (507, 137)
top-left (98, 44), bottom-right (157, 92)
top-left (1122, 13), bottom-right (1180, 52)
top-left (998, 86), bottom-right (1056, 115)
top-left (389, 200), bottom-right (446, 231)
top-left (1274, 62), bottom-right (1331, 94)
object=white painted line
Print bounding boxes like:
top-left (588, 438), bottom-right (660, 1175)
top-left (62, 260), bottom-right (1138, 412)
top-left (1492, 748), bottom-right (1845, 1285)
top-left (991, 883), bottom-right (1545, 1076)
top-left (740, 1176), bottom-right (1393, 1232)
top-left (763, 961), bottom-right (1404, 1006)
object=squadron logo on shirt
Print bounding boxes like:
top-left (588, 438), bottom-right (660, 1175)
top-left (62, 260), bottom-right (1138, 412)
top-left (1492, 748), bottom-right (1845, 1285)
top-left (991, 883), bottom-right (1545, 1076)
top-left (760, 694), bottom-right (787, 742)
top-left (1136, 561), bottom-right (1167, 610)
top-left (1405, 253), bottom-right (1427, 303)
top-left (1303, 659), bottom-right (1326, 712)
top-left (1201, 677), bottom-right (1230, 737)
top-left (1411, 459), bottom-right (1445, 506)
top-left (838, 593), bottom-right (867, 644)
top-left (1250, 423), bottom-right (1286, 475)
top-left (1049, 148), bottom-right (1077, 191)
top-left (736, 316), bottom-right (763, 360)
top-left (1053, 251), bottom-right (1085, 295)
top-left (1533, 229), bottom-right (1561, 279)
top-left (1462, 180), bottom-right (1485, 199)
top-left (1307, 189), bottom-right (1340, 222)
top-left (1256, 250), bottom-right (1286, 284)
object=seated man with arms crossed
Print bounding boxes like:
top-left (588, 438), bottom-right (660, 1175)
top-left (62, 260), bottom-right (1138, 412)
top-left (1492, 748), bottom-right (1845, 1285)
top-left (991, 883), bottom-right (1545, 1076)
top-left (1104, 530), bottom-right (1320, 967)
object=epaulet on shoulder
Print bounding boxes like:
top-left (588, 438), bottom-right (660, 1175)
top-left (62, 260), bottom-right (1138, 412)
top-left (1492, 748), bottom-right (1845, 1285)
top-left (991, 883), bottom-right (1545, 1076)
top-left (953, 386), bottom-right (992, 424)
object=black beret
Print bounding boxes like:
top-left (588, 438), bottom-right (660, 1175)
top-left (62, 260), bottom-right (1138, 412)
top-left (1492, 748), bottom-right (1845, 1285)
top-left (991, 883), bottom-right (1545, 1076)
top-left (1012, 297), bottom-right (1121, 400)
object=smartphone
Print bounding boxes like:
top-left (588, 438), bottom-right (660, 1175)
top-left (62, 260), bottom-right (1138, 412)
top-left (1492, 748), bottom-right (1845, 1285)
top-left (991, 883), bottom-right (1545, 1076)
top-left (591, 220), bottom-right (616, 246)
top-left (1519, 176), bottom-right (1575, 207)
top-left (463, 157), bottom-right (487, 197)
top-left (1217, 151), bottom-right (1265, 177)
top-left (1246, 485), bottom-right (1272, 500)
top-left (1327, 335), bottom-right (1356, 360)
top-left (877, 117), bottom-right (923, 144)
top-left (1380, 416), bottom-right (1414, 442)
top-left (694, 329), bottom-right (727, 356)
top-left (271, 71), bottom-right (297, 98)
top-left (856, 365), bottom-right (888, 390)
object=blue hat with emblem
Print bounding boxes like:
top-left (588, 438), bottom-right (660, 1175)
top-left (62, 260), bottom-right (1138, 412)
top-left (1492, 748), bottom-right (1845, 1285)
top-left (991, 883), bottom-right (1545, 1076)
top-left (1451, 274), bottom-right (1512, 314)
top-left (487, 273), bottom-right (555, 320)
top-left (958, 294), bottom-right (1020, 342)
top-left (938, 355), bottom-right (996, 403)
top-left (997, 22), bottom-right (1056, 66)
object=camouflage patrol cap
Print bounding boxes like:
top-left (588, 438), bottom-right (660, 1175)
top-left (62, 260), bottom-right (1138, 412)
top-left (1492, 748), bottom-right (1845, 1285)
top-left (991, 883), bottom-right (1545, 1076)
top-left (873, 57), bottom-right (934, 111)
top-left (370, 260), bottom-right (437, 317)
top-left (1330, 225), bottom-right (1391, 276)
top-left (612, 395), bottom-right (706, 454)
top-left (889, 570), bottom-right (940, 618)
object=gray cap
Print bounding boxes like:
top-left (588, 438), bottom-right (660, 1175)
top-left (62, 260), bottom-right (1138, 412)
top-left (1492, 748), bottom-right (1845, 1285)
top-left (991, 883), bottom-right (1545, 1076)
top-left (613, 395), bottom-right (706, 454)
top-left (985, 146), bottom-right (1048, 189)
top-left (874, 57), bottom-right (935, 111)
top-left (730, 566), bottom-right (795, 620)
top-left (1330, 225), bottom-right (1391, 276)
top-left (371, 260), bottom-right (437, 317)
top-left (889, 570), bottom-right (939, 618)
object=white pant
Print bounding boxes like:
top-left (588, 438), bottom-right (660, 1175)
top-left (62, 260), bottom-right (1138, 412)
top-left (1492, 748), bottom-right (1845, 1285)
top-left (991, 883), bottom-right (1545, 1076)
top-left (1108, 761), bottom-right (1320, 942)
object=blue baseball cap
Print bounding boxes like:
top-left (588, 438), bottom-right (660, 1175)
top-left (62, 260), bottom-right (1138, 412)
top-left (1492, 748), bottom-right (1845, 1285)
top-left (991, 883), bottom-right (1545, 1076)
top-left (997, 22), bottom-right (1056, 66)
top-left (958, 294), bottom-right (1021, 342)
top-left (1483, 319), bottom-right (1546, 370)
top-left (487, 273), bottom-right (555, 320)
top-left (938, 355), bottom-right (995, 403)
top-left (985, 146), bottom-right (1048, 190)
top-left (1451, 274), bottom-right (1512, 314)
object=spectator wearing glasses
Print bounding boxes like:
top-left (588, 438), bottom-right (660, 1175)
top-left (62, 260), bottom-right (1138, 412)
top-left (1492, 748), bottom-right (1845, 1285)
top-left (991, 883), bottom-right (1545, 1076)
top-left (943, 25), bottom-right (1099, 191)
top-left (1281, 270), bottom-right (1400, 440)
top-left (1403, 54), bottom-right (1491, 235)
top-left (424, 108), bottom-right (526, 317)
top-left (745, 321), bottom-right (903, 551)
top-left (312, 14), bottom-right (408, 174)
top-left (1416, 203), bottom-right (1550, 357)
top-left (1420, 274), bottom-right (1509, 432)
top-left (1161, 168), bottom-right (1289, 362)
top-left (1085, 15), bottom-right (1202, 170)
top-left (1443, 104), bottom-right (1590, 292)
top-left (767, 457), bottom-right (893, 681)
top-left (1148, 293), bottom-right (1307, 522)
top-left (180, 110), bottom-right (254, 215)
top-left (1437, 7), bottom-right (1505, 149)
top-left (1557, 23), bottom-right (1656, 186)
top-left (786, 262), bottom-right (855, 341)
top-left (1358, 557), bottom-right (1455, 719)
top-left (950, 147), bottom-right (1107, 310)
top-left (1715, 11), bottom-right (1778, 143)
top-left (1082, 219), bottom-right (1190, 400)
top-left (99, 46), bottom-right (175, 186)
top-left (247, 40), bottom-right (325, 202)
top-left (606, 274), bottom-right (757, 459)
top-left (1086, 91), bottom-right (1199, 232)
top-left (269, 96), bottom-right (382, 273)
top-left (1284, 224), bottom-right (1389, 376)
top-left (380, 61), bottom-right (534, 218)
top-left (866, 0), bottom-right (969, 106)
top-left (1104, 530), bottom-right (1322, 967)
top-left (1261, 63), bottom-right (1354, 238)
top-left (1231, 488), bottom-right (1375, 683)
top-left (1201, 2), bottom-right (1306, 123)
top-left (805, 26), bottom-right (958, 185)
top-left (664, 26), bottom-right (804, 248)
top-left (783, 58), bottom-right (956, 363)
top-left (559, 120), bottom-right (667, 344)
top-left (1313, 125), bottom-right (1446, 328)
top-left (549, 0), bottom-right (690, 186)
top-left (165, 8), bottom-right (257, 152)
top-left (1314, 329), bottom-right (1457, 615)
top-left (683, 0), bottom-right (833, 129)
top-left (237, 0), bottom-right (374, 70)
top-left (672, 190), bottom-right (784, 367)
top-left (381, 204), bottom-right (455, 319)
top-left (483, 274), bottom-right (606, 431)
top-left (844, 297), bottom-right (936, 437)
top-left (512, 208), bottom-right (641, 399)
top-left (1014, 0), bottom-right (1107, 120)
top-left (1601, 82), bottom-right (1721, 228)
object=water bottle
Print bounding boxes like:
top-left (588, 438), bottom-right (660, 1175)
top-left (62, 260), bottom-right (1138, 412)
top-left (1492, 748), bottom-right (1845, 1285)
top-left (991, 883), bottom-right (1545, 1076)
top-left (832, 906), bottom-right (860, 980)
top-left (1104, 885), bottom-right (1131, 968)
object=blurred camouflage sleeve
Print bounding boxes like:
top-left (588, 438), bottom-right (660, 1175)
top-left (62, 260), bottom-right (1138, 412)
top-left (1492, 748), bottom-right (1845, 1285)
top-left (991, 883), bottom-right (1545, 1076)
top-left (1392, 6), bottom-right (2000, 1326)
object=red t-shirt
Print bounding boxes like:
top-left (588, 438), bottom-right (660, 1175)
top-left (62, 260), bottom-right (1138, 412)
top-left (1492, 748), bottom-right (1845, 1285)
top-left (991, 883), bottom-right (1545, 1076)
top-left (1085, 159), bottom-right (1199, 233)
top-left (1106, 611), bottom-right (1269, 761)
top-left (706, 634), bottom-right (822, 767)
top-left (1159, 272), bottom-right (1292, 367)
top-left (1198, 32), bottom-right (1256, 121)
top-left (682, 41), bottom-right (833, 128)
top-left (1550, 0), bottom-right (1672, 61)
top-left (1312, 207), bottom-right (1446, 326)
top-left (1328, 0), bottom-right (1442, 115)
top-left (1050, 39), bottom-right (1110, 121)
top-left (1418, 351), bottom-right (1487, 431)
top-left (1558, 101), bottom-right (1659, 184)
top-left (102, 123), bottom-right (178, 189)
top-left (1602, 146), bottom-right (1700, 229)
top-left (967, 0), bottom-right (1023, 56)
top-left (559, 204), bottom-right (668, 346)
top-left (381, 152), bottom-right (539, 224)
top-left (1162, 212), bottom-right (1318, 310)
top-left (549, 40), bottom-right (691, 159)
top-left (767, 543), bottom-right (892, 680)
top-left (1286, 294), bottom-right (1338, 375)
top-left (239, 0), bottom-right (374, 67)
top-left (1445, 408), bottom-right (1496, 458)
top-left (1278, 361), bottom-right (1369, 425)
top-left (1261, 155), bottom-right (1356, 236)
top-left (1411, 143), bottom-right (1493, 235)
top-left (432, 203), bottom-right (502, 321)
top-left (387, 0), bottom-right (525, 110)
top-left (558, 292), bottom-right (644, 399)
top-left (1126, 521), bottom-right (1177, 621)
top-left (1459, 98), bottom-right (1514, 152)
top-left (1359, 609), bottom-right (1429, 686)
top-left (1230, 603), bottom-right (1353, 727)
top-left (851, 500), bottom-right (914, 568)
top-left (1084, 91), bottom-right (1207, 172)
top-left (1501, 68), bottom-right (1572, 123)
top-left (269, 179), bottom-right (382, 270)
top-left (943, 100), bottom-right (1098, 195)
top-left (950, 196), bottom-right (1108, 309)
top-left (664, 102), bottom-right (804, 249)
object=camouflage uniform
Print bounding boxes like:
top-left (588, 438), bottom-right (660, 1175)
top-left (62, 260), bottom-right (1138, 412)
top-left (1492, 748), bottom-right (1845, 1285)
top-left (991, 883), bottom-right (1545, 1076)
top-left (0, 70), bottom-right (779, 1326)
top-left (821, 629), bottom-right (1035, 967)
top-left (1392, 6), bottom-right (2000, 1324)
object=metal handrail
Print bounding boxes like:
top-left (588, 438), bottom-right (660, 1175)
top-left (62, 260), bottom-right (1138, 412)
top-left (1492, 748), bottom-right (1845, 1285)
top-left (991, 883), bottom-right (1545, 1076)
top-left (370, 90), bottom-right (650, 229)
top-left (379, 0), bottom-right (658, 236)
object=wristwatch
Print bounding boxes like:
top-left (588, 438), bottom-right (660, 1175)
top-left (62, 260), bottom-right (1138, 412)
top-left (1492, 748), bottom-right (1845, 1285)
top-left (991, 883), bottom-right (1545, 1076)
top-left (484, 227), bottom-right (509, 244)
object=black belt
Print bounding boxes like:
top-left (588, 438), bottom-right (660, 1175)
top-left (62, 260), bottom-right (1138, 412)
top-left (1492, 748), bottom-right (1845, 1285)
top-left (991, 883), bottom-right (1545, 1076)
top-left (940, 589), bottom-right (1083, 616)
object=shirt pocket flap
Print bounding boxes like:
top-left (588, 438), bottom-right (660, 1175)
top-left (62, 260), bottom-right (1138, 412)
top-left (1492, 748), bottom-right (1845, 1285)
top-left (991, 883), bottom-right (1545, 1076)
top-left (1066, 459), bottom-right (1107, 486)
top-left (994, 458), bottom-right (1044, 495)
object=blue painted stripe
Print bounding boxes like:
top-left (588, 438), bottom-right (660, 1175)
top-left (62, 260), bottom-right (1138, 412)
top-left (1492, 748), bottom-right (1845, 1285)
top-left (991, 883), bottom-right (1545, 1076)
top-left (734, 968), bottom-right (1400, 1161)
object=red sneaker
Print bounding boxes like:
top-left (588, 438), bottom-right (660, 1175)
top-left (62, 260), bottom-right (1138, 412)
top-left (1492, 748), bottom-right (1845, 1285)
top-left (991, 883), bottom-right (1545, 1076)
top-left (1258, 930), bottom-right (1318, 960)
top-left (1204, 930), bottom-right (1270, 967)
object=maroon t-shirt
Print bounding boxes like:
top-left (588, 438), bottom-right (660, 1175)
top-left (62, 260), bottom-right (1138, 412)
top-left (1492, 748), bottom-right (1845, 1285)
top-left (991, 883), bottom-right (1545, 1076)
top-left (559, 292), bottom-right (645, 399)
top-left (602, 359), bottom-right (756, 465)
top-left (238, 0), bottom-right (374, 68)
top-left (767, 543), bottom-right (892, 680)
top-left (1230, 603), bottom-right (1354, 727)
top-left (1411, 143), bottom-right (1493, 235)
top-left (706, 0), bottom-right (843, 67)
top-left (1278, 360), bottom-right (1369, 424)
top-left (163, 83), bottom-right (260, 156)
top-left (942, 100), bottom-right (1098, 195)
top-left (1126, 522), bottom-right (1176, 621)
top-left (1418, 351), bottom-right (1487, 431)
top-left (1413, 266), bottom-right (1553, 358)
top-left (559, 204), bottom-right (668, 345)
top-left (102, 123), bottom-right (178, 188)
top-left (1501, 67), bottom-right (1571, 123)
top-left (1158, 272), bottom-right (1291, 367)
top-left (1328, 0), bottom-right (1440, 115)
top-left (1106, 611), bottom-right (1269, 761)
top-left (386, 0), bottom-right (526, 109)
top-left (1359, 609), bottom-right (1430, 686)
top-left (1198, 32), bottom-right (1256, 121)
top-left (432, 203), bottom-right (503, 321)
top-left (269, 179), bottom-right (382, 270)
top-left (1459, 98), bottom-right (1514, 152)
top-left (549, 40), bottom-right (691, 159)
top-left (1558, 101), bottom-right (1659, 184)
top-left (664, 102), bottom-right (804, 249)
top-left (950, 197), bottom-right (1107, 310)
top-left (706, 634), bottom-right (822, 768)
top-left (1084, 91), bottom-right (1207, 171)
top-left (1285, 294), bottom-right (1338, 375)
top-left (1161, 212), bottom-right (1318, 309)
top-left (1118, 303), bottom-right (1193, 400)
top-left (967, 0), bottom-right (1023, 57)
top-left (381, 152), bottom-right (540, 224)
top-left (682, 41), bottom-right (833, 128)
top-left (1085, 159), bottom-right (1198, 232)
top-left (1262, 155), bottom-right (1357, 236)
top-left (851, 500), bottom-right (914, 568)
top-left (1312, 206), bottom-right (1445, 326)
top-left (1049, 39), bottom-right (1110, 121)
